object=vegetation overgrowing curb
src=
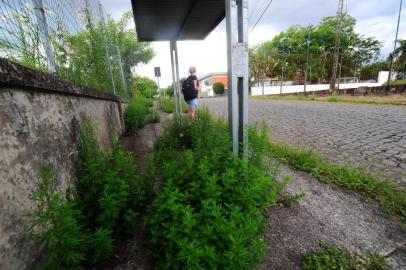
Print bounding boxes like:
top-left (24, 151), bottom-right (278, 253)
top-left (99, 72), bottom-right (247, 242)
top-left (303, 243), bottom-right (390, 270)
top-left (144, 110), bottom-right (286, 269)
top-left (124, 96), bottom-right (159, 133)
top-left (268, 142), bottom-right (406, 222)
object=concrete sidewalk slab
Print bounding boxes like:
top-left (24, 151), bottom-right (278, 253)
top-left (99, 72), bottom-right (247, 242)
top-left (260, 165), bottom-right (406, 270)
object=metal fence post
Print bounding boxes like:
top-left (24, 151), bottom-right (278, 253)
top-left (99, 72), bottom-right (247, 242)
top-left (226, 0), bottom-right (249, 157)
top-left (98, 2), bottom-right (116, 95)
top-left (32, 0), bottom-right (57, 73)
top-left (116, 45), bottom-right (128, 97)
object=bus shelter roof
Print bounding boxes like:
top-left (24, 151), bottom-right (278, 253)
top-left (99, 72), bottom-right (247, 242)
top-left (131, 0), bottom-right (225, 41)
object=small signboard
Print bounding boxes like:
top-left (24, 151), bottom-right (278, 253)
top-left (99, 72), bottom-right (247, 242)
top-left (154, 67), bottom-right (161, 77)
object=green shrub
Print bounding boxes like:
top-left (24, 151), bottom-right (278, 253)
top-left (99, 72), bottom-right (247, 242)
top-left (133, 76), bottom-right (158, 98)
top-left (146, 110), bottom-right (284, 269)
top-left (77, 119), bottom-right (146, 233)
top-left (212, 82), bottom-right (225, 95)
top-left (29, 118), bottom-right (147, 269)
top-left (124, 97), bottom-right (151, 133)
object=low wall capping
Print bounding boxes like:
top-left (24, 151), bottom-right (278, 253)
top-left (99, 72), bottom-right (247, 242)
top-left (0, 58), bottom-right (126, 102)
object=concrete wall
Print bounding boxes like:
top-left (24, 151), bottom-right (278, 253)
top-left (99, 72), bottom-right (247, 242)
top-left (250, 82), bottom-right (383, 96)
top-left (0, 59), bottom-right (125, 270)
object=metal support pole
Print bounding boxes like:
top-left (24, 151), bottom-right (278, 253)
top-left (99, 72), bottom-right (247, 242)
top-left (99, 2), bottom-right (116, 95)
top-left (116, 45), bottom-right (128, 97)
top-left (157, 77), bottom-right (162, 108)
top-left (226, 0), bottom-right (249, 157)
top-left (170, 40), bottom-right (181, 119)
top-left (174, 42), bottom-right (183, 117)
top-left (280, 61), bottom-right (284, 95)
top-left (32, 0), bottom-right (56, 73)
top-left (386, 0), bottom-right (403, 94)
top-left (304, 26), bottom-right (311, 94)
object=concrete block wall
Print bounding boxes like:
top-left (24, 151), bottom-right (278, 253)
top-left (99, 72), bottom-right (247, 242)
top-left (0, 59), bottom-right (126, 270)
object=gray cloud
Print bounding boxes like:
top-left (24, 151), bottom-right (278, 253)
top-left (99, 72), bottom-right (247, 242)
top-left (249, 0), bottom-right (402, 31)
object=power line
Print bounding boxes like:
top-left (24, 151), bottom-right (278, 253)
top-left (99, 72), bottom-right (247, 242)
top-left (248, 0), bottom-right (267, 24)
top-left (250, 0), bottom-right (273, 33)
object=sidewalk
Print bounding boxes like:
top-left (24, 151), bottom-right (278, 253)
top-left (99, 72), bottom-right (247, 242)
top-left (260, 165), bottom-right (406, 269)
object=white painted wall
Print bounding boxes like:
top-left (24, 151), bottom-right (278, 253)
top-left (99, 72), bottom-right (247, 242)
top-left (251, 82), bottom-right (382, 96)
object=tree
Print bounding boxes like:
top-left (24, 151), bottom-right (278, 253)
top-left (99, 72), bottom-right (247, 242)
top-left (249, 45), bottom-right (278, 85)
top-left (107, 12), bottom-right (154, 86)
top-left (360, 60), bottom-right (389, 81)
top-left (253, 14), bottom-right (381, 84)
top-left (165, 85), bottom-right (174, 97)
top-left (133, 76), bottom-right (158, 98)
top-left (393, 39), bottom-right (406, 76)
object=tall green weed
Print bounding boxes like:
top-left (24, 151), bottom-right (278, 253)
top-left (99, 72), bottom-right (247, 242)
top-left (29, 118), bottom-right (146, 269)
top-left (146, 110), bottom-right (284, 269)
top-left (124, 96), bottom-right (157, 133)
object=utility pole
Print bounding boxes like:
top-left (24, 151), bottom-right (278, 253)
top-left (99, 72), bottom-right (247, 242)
top-left (304, 25), bottom-right (311, 94)
top-left (280, 38), bottom-right (288, 95)
top-left (32, 0), bottom-right (57, 73)
top-left (330, 0), bottom-right (344, 94)
top-left (386, 0), bottom-right (403, 94)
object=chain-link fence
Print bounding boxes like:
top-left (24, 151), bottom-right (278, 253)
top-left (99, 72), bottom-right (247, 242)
top-left (0, 0), bottom-right (128, 97)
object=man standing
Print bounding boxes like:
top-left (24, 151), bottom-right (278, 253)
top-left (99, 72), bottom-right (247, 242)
top-left (182, 66), bottom-right (201, 120)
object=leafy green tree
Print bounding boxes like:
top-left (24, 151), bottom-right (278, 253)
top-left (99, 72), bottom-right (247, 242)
top-left (252, 14), bottom-right (381, 84)
top-left (165, 85), bottom-right (174, 97)
top-left (107, 12), bottom-right (154, 87)
top-left (133, 76), bottom-right (158, 97)
top-left (393, 39), bottom-right (406, 75)
top-left (360, 60), bottom-right (389, 80)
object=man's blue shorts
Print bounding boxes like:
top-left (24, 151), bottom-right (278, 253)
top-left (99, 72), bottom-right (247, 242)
top-left (186, 98), bottom-right (198, 109)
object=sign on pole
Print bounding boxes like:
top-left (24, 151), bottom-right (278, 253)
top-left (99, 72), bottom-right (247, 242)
top-left (154, 67), bottom-right (161, 77)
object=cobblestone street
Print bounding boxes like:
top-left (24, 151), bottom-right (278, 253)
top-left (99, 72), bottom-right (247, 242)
top-left (200, 97), bottom-right (406, 186)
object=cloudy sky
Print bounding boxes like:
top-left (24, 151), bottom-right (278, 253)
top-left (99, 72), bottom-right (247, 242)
top-left (100, 0), bottom-right (406, 87)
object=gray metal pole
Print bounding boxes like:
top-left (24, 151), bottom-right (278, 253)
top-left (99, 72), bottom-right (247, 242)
top-left (304, 26), bottom-right (311, 94)
top-left (157, 77), bottom-right (162, 108)
top-left (226, 0), bottom-right (249, 157)
top-left (280, 61), bottom-right (284, 95)
top-left (280, 39), bottom-right (286, 95)
top-left (173, 41), bottom-right (183, 118)
top-left (170, 41), bottom-right (180, 118)
top-left (99, 2), bottom-right (116, 95)
top-left (386, 0), bottom-right (403, 94)
top-left (116, 45), bottom-right (128, 97)
top-left (32, 0), bottom-right (56, 73)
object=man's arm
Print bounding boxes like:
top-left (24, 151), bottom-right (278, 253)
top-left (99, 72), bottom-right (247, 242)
top-left (193, 80), bottom-right (201, 92)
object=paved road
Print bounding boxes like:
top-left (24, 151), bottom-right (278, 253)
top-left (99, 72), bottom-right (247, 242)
top-left (200, 97), bottom-right (406, 186)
